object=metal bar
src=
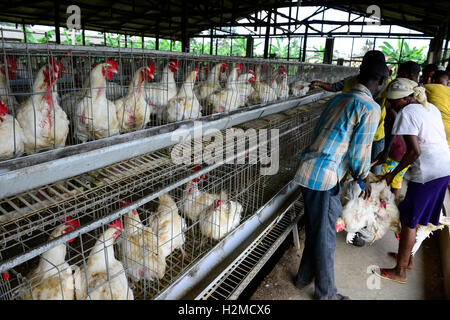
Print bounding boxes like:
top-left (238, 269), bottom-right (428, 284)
top-left (155, 180), bottom-right (300, 300)
top-left (0, 91), bottom-right (337, 199)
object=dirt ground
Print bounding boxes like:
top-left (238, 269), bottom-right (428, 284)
top-left (249, 227), bottom-right (446, 300)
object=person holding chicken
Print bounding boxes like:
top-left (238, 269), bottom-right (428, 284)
top-left (293, 59), bottom-right (390, 300)
top-left (373, 78), bottom-right (450, 284)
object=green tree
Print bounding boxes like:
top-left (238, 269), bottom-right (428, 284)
top-left (378, 37), bottom-right (427, 71)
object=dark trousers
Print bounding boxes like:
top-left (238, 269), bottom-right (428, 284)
top-left (295, 183), bottom-right (342, 299)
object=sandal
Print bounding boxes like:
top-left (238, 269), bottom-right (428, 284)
top-left (372, 268), bottom-right (406, 284)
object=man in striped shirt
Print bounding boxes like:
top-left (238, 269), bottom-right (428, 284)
top-left (293, 59), bottom-right (390, 300)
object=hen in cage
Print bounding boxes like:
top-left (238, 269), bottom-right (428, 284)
top-left (145, 58), bottom-right (179, 122)
top-left (0, 55), bottom-right (19, 110)
top-left (208, 63), bottom-right (256, 113)
top-left (121, 205), bottom-right (167, 282)
top-left (149, 193), bottom-right (186, 259)
top-left (273, 66), bottom-right (289, 100)
top-left (115, 62), bottom-right (156, 131)
top-left (194, 62), bottom-right (228, 105)
top-left (16, 57), bottom-right (69, 153)
top-left (73, 59), bottom-right (120, 142)
top-left (20, 217), bottom-right (80, 300)
top-left (73, 219), bottom-right (134, 300)
top-left (0, 100), bottom-right (25, 158)
top-left (199, 198), bottom-right (243, 241)
top-left (165, 67), bottom-right (201, 122)
top-left (183, 178), bottom-right (228, 222)
top-left (248, 64), bottom-right (278, 105)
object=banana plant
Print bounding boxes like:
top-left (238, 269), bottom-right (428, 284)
top-left (378, 37), bottom-right (426, 67)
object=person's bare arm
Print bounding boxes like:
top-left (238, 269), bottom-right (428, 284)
top-left (383, 135), bottom-right (420, 186)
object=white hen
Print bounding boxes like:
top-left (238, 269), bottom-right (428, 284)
top-left (149, 193), bottom-right (186, 259)
top-left (121, 207), bottom-right (166, 282)
top-left (73, 220), bottom-right (134, 300)
top-left (0, 101), bottom-right (25, 158)
top-left (208, 64), bottom-right (256, 113)
top-left (337, 175), bottom-right (401, 245)
top-left (115, 62), bottom-right (156, 131)
top-left (0, 56), bottom-right (19, 110)
top-left (195, 62), bottom-right (228, 103)
top-left (74, 60), bottom-right (120, 142)
top-left (248, 65), bottom-right (278, 105)
top-left (166, 67), bottom-right (201, 122)
top-left (21, 218), bottom-right (79, 300)
top-left (183, 179), bottom-right (228, 221)
top-left (200, 199), bottom-right (243, 241)
top-left (17, 58), bottom-right (69, 153)
top-left (145, 59), bottom-right (179, 121)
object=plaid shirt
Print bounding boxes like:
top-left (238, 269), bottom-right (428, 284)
top-left (294, 84), bottom-right (381, 191)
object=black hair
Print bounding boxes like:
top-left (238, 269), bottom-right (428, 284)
top-left (358, 59), bottom-right (390, 83)
top-left (360, 50), bottom-right (386, 69)
top-left (422, 63), bottom-right (438, 75)
top-left (398, 61), bottom-right (420, 79)
top-left (431, 70), bottom-right (449, 82)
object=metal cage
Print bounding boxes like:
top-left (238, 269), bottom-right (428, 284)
top-left (0, 41), bottom-right (356, 161)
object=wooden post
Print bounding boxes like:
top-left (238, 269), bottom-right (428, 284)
top-left (22, 23), bottom-right (27, 43)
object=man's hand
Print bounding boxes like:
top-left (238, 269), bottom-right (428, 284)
top-left (381, 172), bottom-right (395, 187)
top-left (309, 81), bottom-right (323, 90)
top-left (358, 176), bottom-right (372, 200)
top-left (371, 149), bottom-right (389, 168)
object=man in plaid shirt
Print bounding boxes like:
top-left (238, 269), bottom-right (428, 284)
top-left (293, 56), bottom-right (390, 300)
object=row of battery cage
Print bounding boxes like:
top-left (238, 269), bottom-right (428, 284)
top-left (0, 97), bottom-right (331, 300)
top-left (0, 48), bottom-right (356, 159)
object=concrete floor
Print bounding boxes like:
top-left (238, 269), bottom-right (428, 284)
top-left (249, 227), bottom-right (446, 300)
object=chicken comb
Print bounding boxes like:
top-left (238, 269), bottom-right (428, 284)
top-left (278, 66), bottom-right (286, 73)
top-left (120, 200), bottom-right (131, 208)
top-left (146, 61), bottom-right (156, 74)
top-left (220, 62), bottom-right (228, 73)
top-left (62, 216), bottom-right (80, 243)
top-left (236, 63), bottom-right (243, 71)
top-left (3, 56), bottom-right (17, 71)
top-left (170, 58), bottom-right (179, 67)
top-left (194, 66), bottom-right (200, 73)
top-left (0, 100), bottom-right (8, 117)
top-left (64, 216), bottom-right (80, 229)
top-left (109, 219), bottom-right (122, 240)
top-left (192, 178), bottom-right (200, 183)
top-left (215, 200), bottom-right (222, 209)
top-left (193, 166), bottom-right (200, 172)
top-left (105, 59), bottom-right (118, 71)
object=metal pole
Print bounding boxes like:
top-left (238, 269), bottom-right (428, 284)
top-left (302, 25), bottom-right (308, 62)
top-left (54, 0), bottom-right (60, 44)
top-left (210, 28), bottom-right (214, 55)
top-left (263, 10), bottom-right (272, 59)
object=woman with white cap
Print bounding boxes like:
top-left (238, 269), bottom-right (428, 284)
top-left (373, 77), bottom-right (450, 284)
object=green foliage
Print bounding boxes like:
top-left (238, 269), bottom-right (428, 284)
top-left (307, 45), bottom-right (324, 63)
top-left (21, 26), bottom-right (55, 43)
top-left (61, 29), bottom-right (91, 46)
top-left (378, 37), bottom-right (427, 68)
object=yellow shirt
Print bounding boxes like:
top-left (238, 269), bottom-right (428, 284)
top-left (342, 76), bottom-right (387, 141)
top-left (425, 84), bottom-right (450, 146)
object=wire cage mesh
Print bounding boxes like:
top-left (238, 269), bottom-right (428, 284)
top-left (0, 94), bottom-right (334, 300)
top-left (0, 41), bottom-right (357, 161)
